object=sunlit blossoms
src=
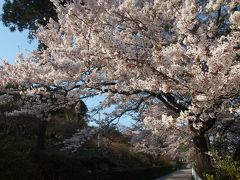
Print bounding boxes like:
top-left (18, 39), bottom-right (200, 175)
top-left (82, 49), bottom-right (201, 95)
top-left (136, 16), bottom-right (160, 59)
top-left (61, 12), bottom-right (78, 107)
top-left (61, 127), bottom-right (97, 152)
top-left (230, 11), bottom-right (240, 28)
top-left (0, 0), bottom-right (239, 175)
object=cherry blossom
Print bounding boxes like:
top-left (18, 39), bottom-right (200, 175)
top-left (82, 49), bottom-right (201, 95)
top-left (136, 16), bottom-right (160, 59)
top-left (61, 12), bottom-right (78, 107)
top-left (0, 0), bottom-right (239, 176)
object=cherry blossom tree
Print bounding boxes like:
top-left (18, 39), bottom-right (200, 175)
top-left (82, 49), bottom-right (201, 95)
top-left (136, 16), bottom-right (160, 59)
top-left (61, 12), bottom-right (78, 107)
top-left (0, 0), bottom-right (240, 176)
top-left (0, 68), bottom-right (87, 148)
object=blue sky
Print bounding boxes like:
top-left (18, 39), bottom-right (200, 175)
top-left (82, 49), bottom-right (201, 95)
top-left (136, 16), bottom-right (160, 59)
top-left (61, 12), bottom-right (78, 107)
top-left (0, 0), bottom-right (38, 64)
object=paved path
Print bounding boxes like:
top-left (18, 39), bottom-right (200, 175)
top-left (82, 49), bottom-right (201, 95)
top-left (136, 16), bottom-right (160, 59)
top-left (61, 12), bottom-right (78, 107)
top-left (155, 169), bottom-right (193, 180)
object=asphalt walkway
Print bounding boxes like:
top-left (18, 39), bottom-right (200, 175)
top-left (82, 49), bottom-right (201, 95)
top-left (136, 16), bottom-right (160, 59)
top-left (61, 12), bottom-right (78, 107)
top-left (155, 168), bottom-right (193, 180)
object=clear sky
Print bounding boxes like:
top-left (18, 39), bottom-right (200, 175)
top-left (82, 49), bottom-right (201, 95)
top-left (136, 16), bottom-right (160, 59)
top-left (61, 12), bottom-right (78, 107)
top-left (0, 0), bottom-right (38, 64)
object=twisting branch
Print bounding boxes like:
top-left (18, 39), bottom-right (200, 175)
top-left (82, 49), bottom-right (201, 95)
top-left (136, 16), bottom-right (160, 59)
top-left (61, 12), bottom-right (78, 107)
top-left (103, 95), bottom-right (152, 127)
top-left (67, 80), bottom-right (189, 114)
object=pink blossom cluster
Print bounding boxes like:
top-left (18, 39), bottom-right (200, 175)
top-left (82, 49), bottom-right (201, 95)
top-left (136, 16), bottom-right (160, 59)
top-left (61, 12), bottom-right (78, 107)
top-left (0, 0), bottom-right (239, 161)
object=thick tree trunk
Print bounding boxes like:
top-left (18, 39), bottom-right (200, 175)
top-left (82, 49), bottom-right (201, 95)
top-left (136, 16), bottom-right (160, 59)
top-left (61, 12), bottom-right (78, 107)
top-left (189, 117), bottom-right (216, 176)
top-left (193, 132), bottom-right (212, 176)
top-left (37, 120), bottom-right (48, 149)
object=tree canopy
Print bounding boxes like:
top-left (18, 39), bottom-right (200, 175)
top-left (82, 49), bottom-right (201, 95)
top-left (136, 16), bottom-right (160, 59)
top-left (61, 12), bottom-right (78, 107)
top-left (1, 0), bottom-right (57, 33)
top-left (0, 0), bottom-right (240, 177)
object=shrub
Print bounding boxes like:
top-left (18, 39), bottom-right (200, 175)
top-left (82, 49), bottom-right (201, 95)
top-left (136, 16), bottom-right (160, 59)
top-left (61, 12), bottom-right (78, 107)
top-left (204, 152), bottom-right (240, 180)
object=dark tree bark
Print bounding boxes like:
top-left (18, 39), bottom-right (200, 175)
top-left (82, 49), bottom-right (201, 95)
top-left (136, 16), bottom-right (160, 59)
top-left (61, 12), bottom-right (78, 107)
top-left (190, 117), bottom-right (216, 177)
top-left (193, 132), bottom-right (213, 175)
top-left (37, 120), bottom-right (48, 150)
top-left (233, 140), bottom-right (240, 161)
